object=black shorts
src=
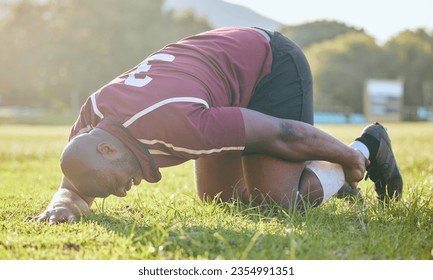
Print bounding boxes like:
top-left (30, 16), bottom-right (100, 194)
top-left (248, 29), bottom-right (314, 125)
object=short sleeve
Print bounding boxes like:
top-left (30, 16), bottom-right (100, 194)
top-left (69, 97), bottom-right (101, 140)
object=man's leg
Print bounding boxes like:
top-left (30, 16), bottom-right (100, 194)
top-left (195, 142), bottom-right (370, 210)
top-left (195, 152), bottom-right (328, 208)
top-left (241, 155), bottom-right (304, 208)
top-left (196, 152), bottom-right (317, 209)
top-left (242, 155), bottom-right (346, 210)
top-left (196, 153), bottom-right (351, 210)
top-left (241, 122), bottom-right (404, 208)
top-left (195, 151), bottom-right (249, 202)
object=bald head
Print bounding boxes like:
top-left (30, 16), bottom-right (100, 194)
top-left (60, 128), bottom-right (142, 198)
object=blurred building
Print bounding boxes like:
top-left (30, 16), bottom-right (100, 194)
top-left (364, 79), bottom-right (404, 122)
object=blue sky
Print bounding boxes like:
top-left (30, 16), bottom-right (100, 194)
top-left (225, 0), bottom-right (433, 43)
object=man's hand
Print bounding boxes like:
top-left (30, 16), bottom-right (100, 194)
top-left (25, 184), bottom-right (92, 224)
top-left (26, 126), bottom-right (95, 224)
top-left (27, 206), bottom-right (80, 224)
top-left (343, 149), bottom-right (370, 189)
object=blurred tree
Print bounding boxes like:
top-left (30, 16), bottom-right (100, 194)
top-left (0, 0), bottom-right (49, 106)
top-left (384, 30), bottom-right (433, 111)
top-left (414, 28), bottom-right (433, 48)
top-left (281, 21), bottom-right (433, 115)
top-left (0, 0), bottom-right (211, 111)
top-left (280, 20), bottom-right (364, 48)
top-left (305, 32), bottom-right (385, 113)
top-left (1, 1), bottom-right (432, 121)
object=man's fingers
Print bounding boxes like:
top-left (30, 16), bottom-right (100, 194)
top-left (48, 213), bottom-right (67, 224)
top-left (349, 181), bottom-right (358, 189)
top-left (23, 216), bottom-right (34, 222)
top-left (23, 211), bottom-right (49, 223)
top-left (68, 215), bottom-right (77, 224)
top-left (25, 207), bottom-right (79, 225)
top-left (49, 215), bottom-right (58, 225)
top-left (47, 211), bottom-right (77, 225)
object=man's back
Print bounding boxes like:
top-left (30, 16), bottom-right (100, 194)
top-left (71, 27), bottom-right (272, 182)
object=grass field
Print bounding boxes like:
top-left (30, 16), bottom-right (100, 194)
top-left (0, 123), bottom-right (432, 260)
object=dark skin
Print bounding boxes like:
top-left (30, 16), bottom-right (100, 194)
top-left (241, 109), bottom-right (367, 184)
top-left (60, 127), bottom-right (143, 198)
top-left (26, 127), bottom-right (143, 224)
top-left (26, 108), bottom-right (368, 224)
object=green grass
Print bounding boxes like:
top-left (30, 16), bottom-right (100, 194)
top-left (0, 123), bottom-right (432, 260)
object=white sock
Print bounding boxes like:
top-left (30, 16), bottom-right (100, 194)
top-left (304, 141), bottom-right (369, 205)
top-left (305, 161), bottom-right (345, 204)
top-left (349, 141), bottom-right (370, 159)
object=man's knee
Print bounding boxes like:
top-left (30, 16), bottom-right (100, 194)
top-left (242, 154), bottom-right (305, 208)
top-left (195, 153), bottom-right (247, 203)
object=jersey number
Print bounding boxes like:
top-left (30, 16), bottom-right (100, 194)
top-left (124, 53), bottom-right (175, 87)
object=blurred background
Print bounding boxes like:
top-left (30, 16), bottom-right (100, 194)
top-left (0, 0), bottom-right (432, 124)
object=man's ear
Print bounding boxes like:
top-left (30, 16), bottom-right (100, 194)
top-left (97, 142), bottom-right (117, 156)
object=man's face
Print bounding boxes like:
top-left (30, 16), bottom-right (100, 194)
top-left (75, 152), bottom-right (143, 198)
top-left (61, 128), bottom-right (144, 199)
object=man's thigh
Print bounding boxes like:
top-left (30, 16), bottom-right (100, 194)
top-left (242, 154), bottom-right (305, 208)
top-left (195, 151), bottom-right (247, 202)
top-left (195, 152), bottom-right (306, 208)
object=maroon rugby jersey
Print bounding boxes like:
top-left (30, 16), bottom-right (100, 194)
top-left (70, 27), bottom-right (272, 183)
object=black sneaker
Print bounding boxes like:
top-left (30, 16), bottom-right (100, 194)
top-left (359, 122), bottom-right (403, 202)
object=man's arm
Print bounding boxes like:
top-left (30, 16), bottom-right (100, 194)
top-left (25, 98), bottom-right (100, 224)
top-left (240, 108), bottom-right (369, 187)
top-left (25, 176), bottom-right (95, 224)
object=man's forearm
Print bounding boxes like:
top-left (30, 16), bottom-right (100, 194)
top-left (49, 187), bottom-right (91, 216)
top-left (48, 176), bottom-right (94, 216)
top-left (28, 176), bottom-right (95, 224)
top-left (58, 176), bottom-right (95, 207)
top-left (241, 108), bottom-right (358, 165)
top-left (275, 120), bottom-right (359, 165)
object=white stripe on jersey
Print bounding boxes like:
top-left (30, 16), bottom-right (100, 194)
top-left (148, 149), bottom-right (171, 156)
top-left (91, 93), bottom-right (104, 119)
top-left (140, 138), bottom-right (245, 156)
top-left (90, 95), bottom-right (233, 156)
top-left (122, 97), bottom-right (210, 128)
